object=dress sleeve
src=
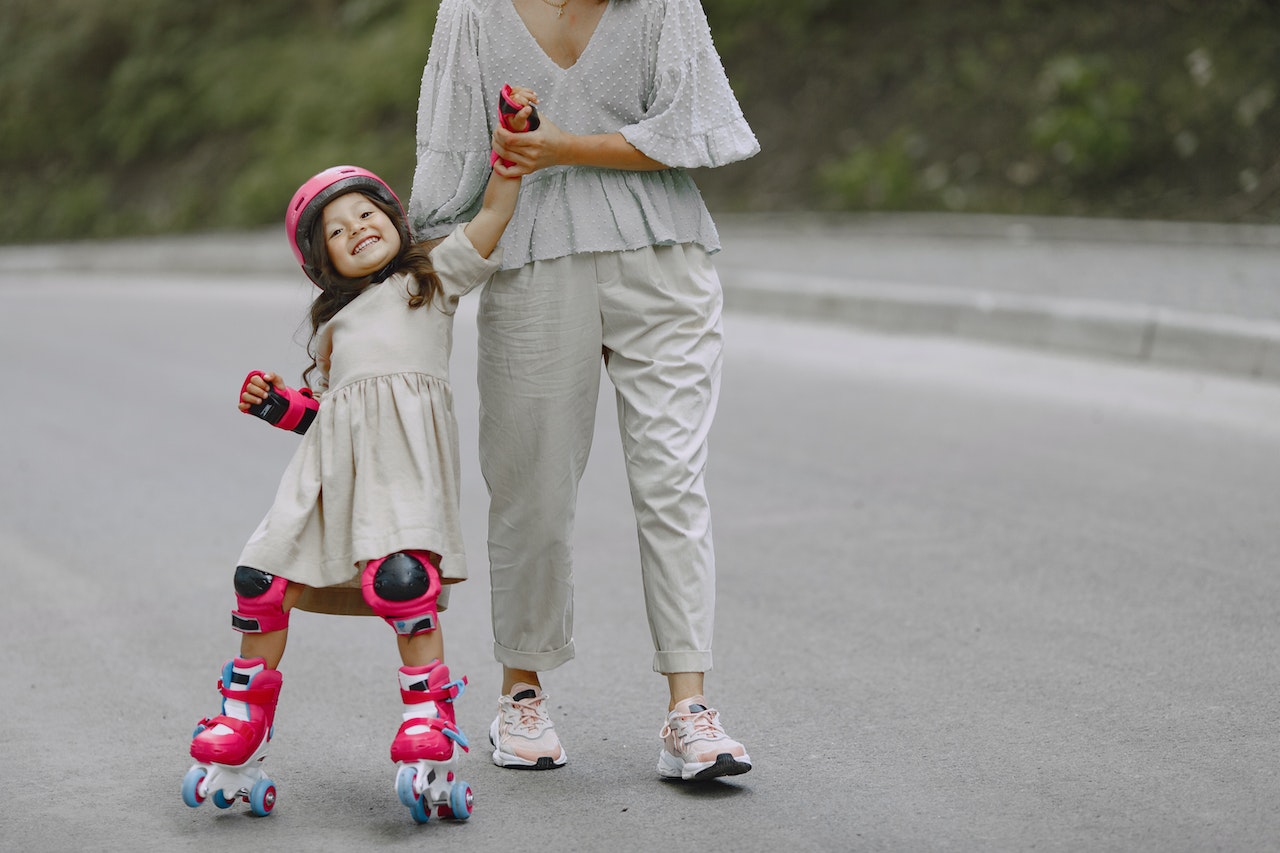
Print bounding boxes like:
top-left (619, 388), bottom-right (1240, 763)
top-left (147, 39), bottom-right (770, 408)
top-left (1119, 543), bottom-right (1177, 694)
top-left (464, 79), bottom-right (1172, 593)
top-left (618, 0), bottom-right (760, 169)
top-left (408, 0), bottom-right (494, 242)
top-left (427, 226), bottom-right (503, 312)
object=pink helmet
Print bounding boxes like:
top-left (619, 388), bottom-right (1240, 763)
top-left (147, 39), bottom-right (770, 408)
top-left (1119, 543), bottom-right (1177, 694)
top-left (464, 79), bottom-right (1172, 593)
top-left (285, 165), bottom-right (406, 287)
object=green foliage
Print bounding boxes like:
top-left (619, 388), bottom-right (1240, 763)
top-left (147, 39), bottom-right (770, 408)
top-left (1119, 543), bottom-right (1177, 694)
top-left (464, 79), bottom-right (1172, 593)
top-left (1, 0), bottom-right (1279, 243)
top-left (821, 130), bottom-right (928, 210)
top-left (0, 0), bottom-right (435, 240)
top-left (1027, 55), bottom-right (1142, 181)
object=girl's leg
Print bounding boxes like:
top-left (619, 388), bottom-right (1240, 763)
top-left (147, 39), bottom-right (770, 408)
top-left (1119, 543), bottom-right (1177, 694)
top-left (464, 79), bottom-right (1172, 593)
top-left (238, 582), bottom-right (304, 669)
top-left (187, 570), bottom-right (298, 778)
top-left (399, 630), bottom-right (444, 669)
top-left (362, 556), bottom-right (472, 818)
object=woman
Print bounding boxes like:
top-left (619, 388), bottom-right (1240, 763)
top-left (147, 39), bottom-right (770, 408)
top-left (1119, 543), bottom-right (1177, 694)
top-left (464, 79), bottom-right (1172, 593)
top-left (410, 0), bottom-right (759, 781)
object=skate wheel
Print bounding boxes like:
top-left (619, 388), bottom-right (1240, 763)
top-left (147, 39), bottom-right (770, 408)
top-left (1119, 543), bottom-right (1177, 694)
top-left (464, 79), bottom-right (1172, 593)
top-left (395, 766), bottom-right (430, 824)
top-left (448, 780), bottom-right (473, 820)
top-left (211, 788), bottom-right (236, 809)
top-left (249, 778), bottom-right (276, 817)
top-left (408, 793), bottom-right (430, 824)
top-left (181, 766), bottom-right (207, 808)
top-left (395, 766), bottom-right (418, 808)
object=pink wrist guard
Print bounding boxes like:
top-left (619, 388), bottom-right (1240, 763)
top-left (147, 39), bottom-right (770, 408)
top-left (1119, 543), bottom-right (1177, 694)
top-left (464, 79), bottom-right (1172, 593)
top-left (491, 84), bottom-right (540, 168)
top-left (240, 371), bottom-right (318, 435)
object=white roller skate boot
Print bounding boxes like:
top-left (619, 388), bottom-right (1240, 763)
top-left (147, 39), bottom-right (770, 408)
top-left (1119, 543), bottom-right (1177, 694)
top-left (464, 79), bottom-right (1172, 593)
top-left (390, 660), bottom-right (472, 824)
top-left (183, 658), bottom-right (283, 816)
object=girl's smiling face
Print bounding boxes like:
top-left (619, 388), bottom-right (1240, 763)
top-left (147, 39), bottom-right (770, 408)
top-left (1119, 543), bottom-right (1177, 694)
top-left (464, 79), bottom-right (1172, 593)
top-left (321, 191), bottom-right (403, 280)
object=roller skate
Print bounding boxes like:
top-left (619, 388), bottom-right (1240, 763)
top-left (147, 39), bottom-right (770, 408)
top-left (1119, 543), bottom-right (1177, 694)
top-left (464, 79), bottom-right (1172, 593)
top-left (390, 660), bottom-right (473, 824)
top-left (182, 658), bottom-right (283, 816)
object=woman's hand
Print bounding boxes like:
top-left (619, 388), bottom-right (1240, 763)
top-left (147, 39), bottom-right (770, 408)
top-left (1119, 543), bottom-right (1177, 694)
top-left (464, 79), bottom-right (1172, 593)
top-left (493, 112), bottom-right (570, 175)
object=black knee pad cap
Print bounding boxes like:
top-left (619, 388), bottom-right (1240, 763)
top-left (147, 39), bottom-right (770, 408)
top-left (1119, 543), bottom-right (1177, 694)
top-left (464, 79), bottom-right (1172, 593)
top-left (373, 552), bottom-right (432, 602)
top-left (234, 565), bottom-right (277, 598)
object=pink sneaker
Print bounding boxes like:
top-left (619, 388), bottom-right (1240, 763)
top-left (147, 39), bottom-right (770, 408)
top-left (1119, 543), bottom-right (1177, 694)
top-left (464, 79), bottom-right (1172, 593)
top-left (657, 696), bottom-right (752, 781)
top-left (489, 683), bottom-right (567, 770)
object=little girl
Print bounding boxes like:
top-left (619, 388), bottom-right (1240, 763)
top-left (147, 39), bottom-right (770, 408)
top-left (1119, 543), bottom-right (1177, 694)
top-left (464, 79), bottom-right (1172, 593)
top-left (181, 93), bottom-right (534, 824)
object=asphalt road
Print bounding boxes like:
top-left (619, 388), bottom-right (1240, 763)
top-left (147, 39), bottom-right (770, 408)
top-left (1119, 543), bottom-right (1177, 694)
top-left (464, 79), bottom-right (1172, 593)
top-left (2, 266), bottom-right (1279, 851)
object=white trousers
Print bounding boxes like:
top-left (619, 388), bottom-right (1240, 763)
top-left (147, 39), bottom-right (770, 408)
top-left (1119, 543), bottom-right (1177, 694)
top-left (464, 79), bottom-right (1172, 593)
top-left (478, 243), bottom-right (722, 674)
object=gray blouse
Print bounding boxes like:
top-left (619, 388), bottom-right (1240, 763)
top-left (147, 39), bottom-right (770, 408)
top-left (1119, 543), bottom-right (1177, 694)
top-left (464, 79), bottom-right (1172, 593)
top-left (409, 0), bottom-right (759, 270)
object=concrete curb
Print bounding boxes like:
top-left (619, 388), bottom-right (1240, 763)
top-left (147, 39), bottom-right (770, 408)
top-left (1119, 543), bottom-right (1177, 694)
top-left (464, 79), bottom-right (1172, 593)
top-left (5, 218), bottom-right (1280, 385)
top-left (721, 270), bottom-right (1280, 384)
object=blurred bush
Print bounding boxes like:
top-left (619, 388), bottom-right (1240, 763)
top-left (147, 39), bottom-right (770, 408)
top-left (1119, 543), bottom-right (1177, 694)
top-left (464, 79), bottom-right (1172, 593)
top-left (1, 0), bottom-right (1278, 244)
top-left (0, 0), bottom-right (435, 240)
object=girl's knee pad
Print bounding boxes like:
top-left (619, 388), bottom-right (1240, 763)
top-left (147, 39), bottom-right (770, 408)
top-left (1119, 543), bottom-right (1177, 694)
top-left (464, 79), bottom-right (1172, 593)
top-left (361, 551), bottom-right (442, 636)
top-left (231, 566), bottom-right (291, 634)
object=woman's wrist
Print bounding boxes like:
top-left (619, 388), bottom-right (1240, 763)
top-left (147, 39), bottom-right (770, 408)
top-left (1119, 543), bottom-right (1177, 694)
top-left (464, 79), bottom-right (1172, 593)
top-left (565, 132), bottom-right (667, 171)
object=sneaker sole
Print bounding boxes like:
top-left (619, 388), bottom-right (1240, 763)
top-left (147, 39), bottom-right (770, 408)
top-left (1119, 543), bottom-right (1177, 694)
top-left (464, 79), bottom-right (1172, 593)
top-left (658, 750), bottom-right (752, 781)
top-left (690, 753), bottom-right (752, 781)
top-left (492, 753), bottom-right (566, 770)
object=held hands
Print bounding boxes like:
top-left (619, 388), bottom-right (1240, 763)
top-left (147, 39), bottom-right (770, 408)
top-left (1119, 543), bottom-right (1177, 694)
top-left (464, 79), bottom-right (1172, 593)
top-left (501, 85), bottom-right (540, 134)
top-left (492, 85), bottom-right (566, 176)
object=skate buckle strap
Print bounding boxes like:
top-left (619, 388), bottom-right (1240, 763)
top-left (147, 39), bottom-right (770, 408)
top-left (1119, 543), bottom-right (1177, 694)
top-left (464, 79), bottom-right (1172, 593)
top-left (389, 613), bottom-right (436, 636)
top-left (217, 678), bottom-right (279, 707)
top-left (403, 675), bottom-right (467, 704)
top-left (398, 716), bottom-right (470, 752)
top-left (440, 720), bottom-right (470, 751)
top-left (201, 714), bottom-right (261, 743)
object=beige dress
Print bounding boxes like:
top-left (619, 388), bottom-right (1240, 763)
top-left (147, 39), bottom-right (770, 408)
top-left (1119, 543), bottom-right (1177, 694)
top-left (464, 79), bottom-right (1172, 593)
top-left (237, 227), bottom-right (500, 616)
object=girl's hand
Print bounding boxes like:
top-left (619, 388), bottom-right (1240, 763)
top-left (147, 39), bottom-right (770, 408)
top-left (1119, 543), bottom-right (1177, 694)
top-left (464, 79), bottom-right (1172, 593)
top-left (504, 86), bottom-right (539, 133)
top-left (239, 371), bottom-right (285, 412)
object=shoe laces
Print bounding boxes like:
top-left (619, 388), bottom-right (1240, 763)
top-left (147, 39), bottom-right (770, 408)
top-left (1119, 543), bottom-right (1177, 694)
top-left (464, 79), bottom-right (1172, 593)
top-left (665, 706), bottom-right (727, 744)
top-left (505, 692), bottom-right (552, 736)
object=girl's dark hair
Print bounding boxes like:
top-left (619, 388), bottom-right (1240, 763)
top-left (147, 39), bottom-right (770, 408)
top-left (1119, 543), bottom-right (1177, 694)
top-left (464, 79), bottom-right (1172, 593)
top-left (300, 191), bottom-right (442, 388)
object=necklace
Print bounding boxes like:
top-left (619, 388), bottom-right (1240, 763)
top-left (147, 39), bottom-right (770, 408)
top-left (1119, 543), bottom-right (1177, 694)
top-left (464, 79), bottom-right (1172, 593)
top-left (539, 0), bottom-right (569, 17)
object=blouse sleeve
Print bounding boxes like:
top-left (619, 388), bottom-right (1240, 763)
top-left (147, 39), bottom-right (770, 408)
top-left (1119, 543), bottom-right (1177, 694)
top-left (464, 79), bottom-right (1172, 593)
top-left (408, 0), bottom-right (494, 242)
top-left (618, 0), bottom-right (760, 169)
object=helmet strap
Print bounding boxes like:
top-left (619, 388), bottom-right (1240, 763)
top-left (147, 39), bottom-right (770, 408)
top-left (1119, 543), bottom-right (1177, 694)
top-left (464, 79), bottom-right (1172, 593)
top-left (370, 260), bottom-right (399, 284)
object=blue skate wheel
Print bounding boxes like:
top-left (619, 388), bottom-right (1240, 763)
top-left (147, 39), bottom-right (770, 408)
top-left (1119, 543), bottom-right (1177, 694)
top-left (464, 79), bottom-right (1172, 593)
top-left (212, 788), bottom-right (236, 809)
top-left (395, 766), bottom-right (418, 808)
top-left (395, 766), bottom-right (431, 824)
top-left (249, 778), bottom-right (276, 817)
top-left (181, 766), bottom-right (207, 808)
top-left (449, 780), bottom-right (473, 820)
top-left (408, 793), bottom-right (430, 825)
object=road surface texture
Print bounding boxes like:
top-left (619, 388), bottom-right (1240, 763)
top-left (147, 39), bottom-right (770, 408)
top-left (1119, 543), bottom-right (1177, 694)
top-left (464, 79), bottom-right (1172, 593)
top-left (1, 215), bottom-right (1278, 851)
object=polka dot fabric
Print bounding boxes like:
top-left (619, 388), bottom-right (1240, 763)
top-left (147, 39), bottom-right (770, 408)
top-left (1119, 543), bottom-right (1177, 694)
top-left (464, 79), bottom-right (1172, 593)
top-left (409, 0), bottom-right (759, 271)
